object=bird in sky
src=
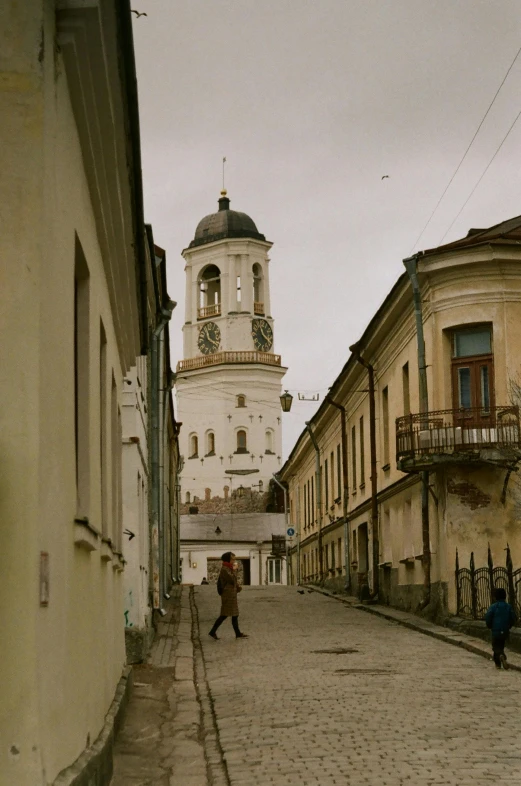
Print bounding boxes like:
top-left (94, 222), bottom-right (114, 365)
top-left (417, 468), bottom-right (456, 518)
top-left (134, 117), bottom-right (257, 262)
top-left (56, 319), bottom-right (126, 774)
top-left (131, 10), bottom-right (147, 17)
top-left (381, 175), bottom-right (389, 180)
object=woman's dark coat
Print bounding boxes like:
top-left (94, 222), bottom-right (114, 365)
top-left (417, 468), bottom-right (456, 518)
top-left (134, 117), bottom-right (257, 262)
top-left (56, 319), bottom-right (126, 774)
top-left (219, 565), bottom-right (241, 616)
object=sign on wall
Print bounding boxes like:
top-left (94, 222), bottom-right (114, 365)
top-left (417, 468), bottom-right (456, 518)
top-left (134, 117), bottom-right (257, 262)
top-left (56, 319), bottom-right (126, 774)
top-left (271, 535), bottom-right (286, 557)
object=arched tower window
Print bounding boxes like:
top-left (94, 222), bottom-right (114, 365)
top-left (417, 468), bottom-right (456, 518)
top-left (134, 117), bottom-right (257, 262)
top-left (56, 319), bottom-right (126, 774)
top-left (236, 394), bottom-right (246, 408)
top-left (198, 265), bottom-right (221, 318)
top-left (206, 431), bottom-right (215, 455)
top-left (253, 263), bottom-right (264, 315)
top-left (185, 491), bottom-right (191, 504)
top-left (189, 434), bottom-right (199, 458)
top-left (265, 429), bottom-right (274, 454)
top-left (236, 429), bottom-right (248, 453)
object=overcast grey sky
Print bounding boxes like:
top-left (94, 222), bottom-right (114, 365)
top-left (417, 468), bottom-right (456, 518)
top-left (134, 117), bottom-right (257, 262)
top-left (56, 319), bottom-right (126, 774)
top-left (133, 0), bottom-right (521, 456)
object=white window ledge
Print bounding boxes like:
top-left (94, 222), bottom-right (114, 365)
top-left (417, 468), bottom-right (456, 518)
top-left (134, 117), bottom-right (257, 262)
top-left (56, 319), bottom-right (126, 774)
top-left (74, 518), bottom-right (100, 552)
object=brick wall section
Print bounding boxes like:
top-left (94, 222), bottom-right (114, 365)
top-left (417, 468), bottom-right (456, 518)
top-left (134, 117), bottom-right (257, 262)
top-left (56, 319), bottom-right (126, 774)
top-left (180, 480), bottom-right (285, 516)
top-left (447, 478), bottom-right (491, 509)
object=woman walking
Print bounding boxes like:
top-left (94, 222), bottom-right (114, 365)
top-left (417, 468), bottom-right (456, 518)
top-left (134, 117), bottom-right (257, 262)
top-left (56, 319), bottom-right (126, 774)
top-left (209, 552), bottom-right (249, 639)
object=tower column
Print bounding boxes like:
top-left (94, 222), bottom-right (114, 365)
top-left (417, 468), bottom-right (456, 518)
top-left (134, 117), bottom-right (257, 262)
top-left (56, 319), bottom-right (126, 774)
top-left (228, 254), bottom-right (238, 313)
top-left (240, 254), bottom-right (253, 313)
top-left (220, 270), bottom-right (230, 316)
top-left (185, 266), bottom-right (192, 323)
top-left (263, 259), bottom-right (272, 317)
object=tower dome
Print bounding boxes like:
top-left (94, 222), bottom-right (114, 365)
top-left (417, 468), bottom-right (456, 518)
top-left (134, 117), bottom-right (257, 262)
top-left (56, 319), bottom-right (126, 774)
top-left (189, 190), bottom-right (266, 248)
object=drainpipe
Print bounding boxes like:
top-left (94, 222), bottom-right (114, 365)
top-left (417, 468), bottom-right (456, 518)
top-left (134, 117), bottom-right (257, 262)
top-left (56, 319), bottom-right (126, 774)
top-left (272, 474), bottom-right (290, 585)
top-left (305, 422), bottom-right (323, 583)
top-left (325, 396), bottom-right (351, 591)
top-left (403, 254), bottom-right (431, 610)
top-left (151, 300), bottom-right (176, 611)
top-left (296, 484), bottom-right (301, 585)
top-left (348, 344), bottom-right (379, 599)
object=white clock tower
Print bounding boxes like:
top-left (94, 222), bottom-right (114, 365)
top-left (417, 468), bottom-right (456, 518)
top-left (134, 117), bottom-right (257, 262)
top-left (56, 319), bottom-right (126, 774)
top-left (176, 190), bottom-right (287, 504)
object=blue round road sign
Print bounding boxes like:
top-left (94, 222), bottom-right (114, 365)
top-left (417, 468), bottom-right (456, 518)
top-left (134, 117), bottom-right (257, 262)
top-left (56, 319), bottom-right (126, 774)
top-left (287, 528), bottom-right (295, 537)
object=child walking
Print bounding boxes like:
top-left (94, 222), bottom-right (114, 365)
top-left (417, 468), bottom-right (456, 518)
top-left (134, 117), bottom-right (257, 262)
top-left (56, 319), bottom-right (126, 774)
top-left (485, 587), bottom-right (516, 669)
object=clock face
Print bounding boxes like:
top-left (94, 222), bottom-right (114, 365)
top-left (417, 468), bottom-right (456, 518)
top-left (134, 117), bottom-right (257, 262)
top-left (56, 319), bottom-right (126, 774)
top-left (251, 318), bottom-right (273, 352)
top-left (198, 321), bottom-right (221, 355)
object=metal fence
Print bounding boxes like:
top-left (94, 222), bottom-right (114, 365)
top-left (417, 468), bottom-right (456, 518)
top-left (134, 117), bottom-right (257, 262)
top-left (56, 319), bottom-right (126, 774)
top-left (456, 544), bottom-right (521, 620)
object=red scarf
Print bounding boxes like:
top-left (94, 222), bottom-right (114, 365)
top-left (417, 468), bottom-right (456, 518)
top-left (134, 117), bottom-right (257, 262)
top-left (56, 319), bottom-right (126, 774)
top-left (222, 561), bottom-right (234, 570)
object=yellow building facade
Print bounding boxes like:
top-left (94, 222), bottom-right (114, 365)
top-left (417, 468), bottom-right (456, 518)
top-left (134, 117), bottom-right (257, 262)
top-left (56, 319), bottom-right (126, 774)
top-left (281, 219), bottom-right (521, 620)
top-left (0, 3), bottom-right (173, 784)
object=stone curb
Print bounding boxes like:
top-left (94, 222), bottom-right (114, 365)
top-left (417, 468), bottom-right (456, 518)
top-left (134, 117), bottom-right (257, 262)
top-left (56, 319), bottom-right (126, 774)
top-left (53, 666), bottom-right (133, 785)
top-left (306, 585), bottom-right (521, 673)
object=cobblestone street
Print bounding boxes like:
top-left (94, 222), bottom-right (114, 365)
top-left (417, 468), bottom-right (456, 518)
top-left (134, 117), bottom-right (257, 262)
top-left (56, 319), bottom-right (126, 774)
top-left (112, 586), bottom-right (521, 785)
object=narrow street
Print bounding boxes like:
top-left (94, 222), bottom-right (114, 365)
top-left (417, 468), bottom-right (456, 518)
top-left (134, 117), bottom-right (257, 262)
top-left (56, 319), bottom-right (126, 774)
top-left (112, 587), bottom-right (521, 786)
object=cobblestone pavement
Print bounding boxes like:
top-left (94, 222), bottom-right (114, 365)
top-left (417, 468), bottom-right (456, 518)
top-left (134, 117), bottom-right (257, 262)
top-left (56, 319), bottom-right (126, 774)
top-left (111, 586), bottom-right (521, 786)
top-left (196, 585), bottom-right (521, 786)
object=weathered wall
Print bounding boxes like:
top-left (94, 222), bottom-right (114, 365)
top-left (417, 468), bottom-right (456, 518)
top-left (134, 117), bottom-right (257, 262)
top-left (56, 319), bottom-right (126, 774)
top-left (0, 4), bottom-right (134, 783)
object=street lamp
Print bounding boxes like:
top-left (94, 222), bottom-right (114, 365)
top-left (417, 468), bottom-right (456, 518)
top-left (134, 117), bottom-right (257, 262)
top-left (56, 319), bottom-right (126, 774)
top-left (280, 390), bottom-right (293, 412)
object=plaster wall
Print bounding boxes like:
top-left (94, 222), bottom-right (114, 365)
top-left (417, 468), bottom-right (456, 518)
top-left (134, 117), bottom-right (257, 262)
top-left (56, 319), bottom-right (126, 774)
top-left (177, 365), bottom-right (285, 500)
top-left (182, 239), bottom-right (273, 358)
top-left (121, 361), bottom-right (151, 635)
top-left (282, 240), bottom-right (521, 617)
top-left (181, 541), bottom-right (287, 586)
top-left (0, 5), bottom-right (134, 782)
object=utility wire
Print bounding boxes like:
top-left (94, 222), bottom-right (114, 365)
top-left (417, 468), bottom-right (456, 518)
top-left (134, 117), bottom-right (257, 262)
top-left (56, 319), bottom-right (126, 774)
top-left (410, 43), bottom-right (521, 254)
top-left (439, 102), bottom-right (521, 244)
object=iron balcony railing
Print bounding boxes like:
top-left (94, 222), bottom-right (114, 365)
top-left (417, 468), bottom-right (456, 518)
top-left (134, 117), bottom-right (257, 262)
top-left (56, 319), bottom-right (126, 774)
top-left (253, 301), bottom-right (264, 315)
top-left (396, 405), bottom-right (520, 463)
top-left (177, 350), bottom-right (282, 372)
top-left (197, 303), bottom-right (221, 319)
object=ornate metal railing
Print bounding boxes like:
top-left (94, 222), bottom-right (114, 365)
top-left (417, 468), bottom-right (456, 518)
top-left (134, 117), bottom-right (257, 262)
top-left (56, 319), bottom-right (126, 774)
top-left (177, 350), bottom-right (282, 372)
top-left (456, 544), bottom-right (521, 620)
top-left (197, 303), bottom-right (221, 319)
top-left (254, 301), bottom-right (264, 315)
top-left (396, 406), bottom-right (520, 462)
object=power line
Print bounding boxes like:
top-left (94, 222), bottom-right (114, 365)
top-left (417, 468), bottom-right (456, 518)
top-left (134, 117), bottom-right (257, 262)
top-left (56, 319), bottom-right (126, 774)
top-left (410, 43), bottom-right (521, 254)
top-left (439, 102), bottom-right (521, 244)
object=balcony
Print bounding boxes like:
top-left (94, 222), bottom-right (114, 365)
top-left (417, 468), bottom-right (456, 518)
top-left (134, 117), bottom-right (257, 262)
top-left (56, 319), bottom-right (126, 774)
top-left (396, 406), bottom-right (521, 472)
top-left (254, 301), bottom-right (264, 315)
top-left (198, 303), bottom-right (221, 319)
top-left (177, 350), bottom-right (282, 372)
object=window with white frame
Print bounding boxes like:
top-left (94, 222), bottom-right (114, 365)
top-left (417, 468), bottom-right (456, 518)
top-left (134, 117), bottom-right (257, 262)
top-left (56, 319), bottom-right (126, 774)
top-left (268, 558), bottom-right (282, 584)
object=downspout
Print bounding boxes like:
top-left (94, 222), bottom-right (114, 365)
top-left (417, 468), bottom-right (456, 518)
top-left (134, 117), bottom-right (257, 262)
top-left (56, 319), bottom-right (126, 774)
top-left (296, 485), bottom-right (301, 585)
top-left (175, 452), bottom-right (184, 583)
top-left (272, 474), bottom-right (289, 585)
top-left (348, 344), bottom-right (379, 599)
top-left (403, 254), bottom-right (431, 610)
top-left (161, 371), bottom-right (175, 595)
top-left (305, 422), bottom-right (323, 583)
top-left (325, 396), bottom-right (351, 591)
top-left (151, 300), bottom-right (176, 611)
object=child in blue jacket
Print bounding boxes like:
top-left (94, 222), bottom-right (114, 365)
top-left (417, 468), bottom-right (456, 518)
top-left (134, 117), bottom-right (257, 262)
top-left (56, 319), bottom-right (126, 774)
top-left (485, 587), bottom-right (516, 669)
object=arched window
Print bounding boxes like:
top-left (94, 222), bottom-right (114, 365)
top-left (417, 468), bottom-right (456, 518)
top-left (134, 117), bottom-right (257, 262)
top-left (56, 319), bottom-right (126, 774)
top-left (253, 263), bottom-right (264, 314)
top-left (236, 394), bottom-right (246, 408)
top-left (265, 429), bottom-right (274, 454)
top-left (185, 491), bottom-right (190, 504)
top-left (236, 429), bottom-right (248, 453)
top-left (189, 434), bottom-right (198, 458)
top-left (206, 431), bottom-right (215, 455)
top-left (198, 265), bottom-right (221, 318)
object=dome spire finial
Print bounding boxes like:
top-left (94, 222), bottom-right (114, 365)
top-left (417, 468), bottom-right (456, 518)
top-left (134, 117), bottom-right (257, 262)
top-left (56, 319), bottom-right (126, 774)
top-left (218, 189), bottom-right (230, 212)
